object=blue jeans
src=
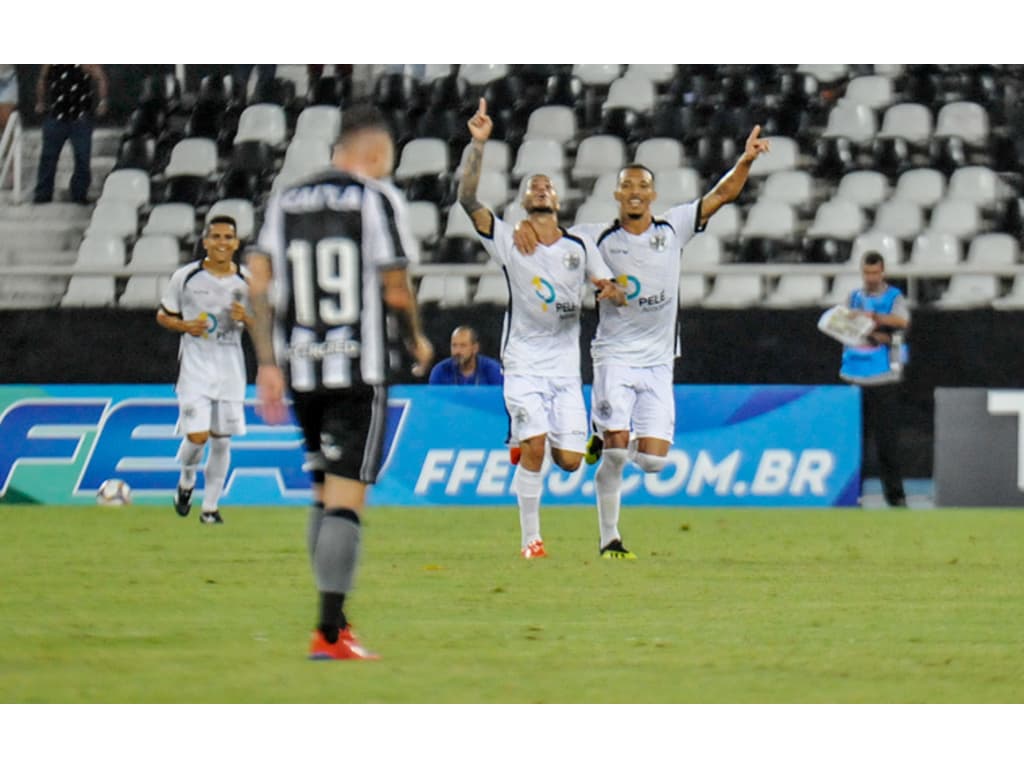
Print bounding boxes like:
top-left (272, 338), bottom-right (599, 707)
top-left (34, 116), bottom-right (93, 203)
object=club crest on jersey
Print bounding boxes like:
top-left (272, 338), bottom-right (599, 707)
top-left (650, 232), bottom-right (667, 252)
top-left (597, 400), bottom-right (613, 420)
top-left (562, 250), bottom-right (582, 270)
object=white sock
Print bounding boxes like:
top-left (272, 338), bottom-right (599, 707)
top-left (202, 436), bottom-right (231, 512)
top-left (513, 466), bottom-right (543, 548)
top-left (177, 438), bottom-right (205, 489)
top-left (595, 448), bottom-right (628, 548)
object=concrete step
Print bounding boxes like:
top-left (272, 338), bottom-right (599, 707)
top-left (0, 220), bottom-right (84, 251)
top-left (0, 201), bottom-right (93, 223)
top-left (1, 248), bottom-right (79, 267)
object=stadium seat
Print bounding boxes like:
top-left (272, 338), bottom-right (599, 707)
top-left (965, 232), bottom-right (1019, 267)
top-left (807, 199), bottom-right (867, 240)
top-left (84, 202), bottom-right (139, 241)
top-left (572, 135), bottom-right (626, 183)
top-left (634, 138), bottom-right (685, 173)
top-left (511, 139), bottom-right (566, 179)
top-left (764, 274), bottom-right (827, 307)
top-left (934, 274), bottom-right (1000, 308)
top-left (748, 136), bottom-right (799, 177)
top-left (473, 273), bottom-right (509, 306)
top-left (927, 200), bottom-right (981, 239)
top-left (206, 199), bottom-right (255, 241)
top-left (947, 165), bottom-right (1007, 207)
top-left (892, 168), bottom-right (946, 208)
top-left (523, 105), bottom-right (577, 145)
top-left (282, 138), bottom-right (332, 175)
top-left (476, 169), bottom-right (512, 210)
top-left (992, 275), bottom-right (1024, 309)
top-left (625, 64), bottom-right (677, 89)
top-left (907, 232), bottom-right (963, 268)
top-left (416, 275), bottom-right (469, 307)
top-left (589, 172), bottom-right (619, 202)
top-left (129, 235), bottom-right (180, 272)
top-left (796, 64), bottom-right (849, 84)
top-left (456, 139), bottom-right (511, 174)
top-left (99, 169), bottom-right (151, 210)
top-left (834, 170), bottom-right (890, 210)
top-left (233, 103), bottom-right (287, 147)
top-left (143, 203), bottom-right (196, 240)
top-left (162, 138), bottom-right (218, 178)
top-left (61, 276), bottom-right (117, 307)
top-left (760, 170), bottom-right (815, 209)
top-left (118, 274), bottom-right (170, 308)
top-left (850, 232), bottom-right (903, 265)
top-left (843, 75), bottom-right (895, 111)
top-left (703, 203), bottom-right (742, 242)
top-left (115, 135), bottom-right (156, 173)
top-left (821, 272), bottom-right (863, 306)
top-left (294, 105), bottom-right (341, 145)
top-left (394, 138), bottom-right (450, 180)
top-left (678, 274), bottom-right (707, 307)
top-left (75, 235), bottom-right (127, 269)
top-left (572, 64), bottom-right (622, 87)
top-left (682, 233), bottom-right (722, 267)
top-left (822, 100), bottom-right (878, 145)
top-left (407, 201), bottom-right (441, 249)
top-left (702, 274), bottom-right (763, 307)
top-left (603, 76), bottom-right (657, 113)
top-left (934, 101), bottom-right (990, 147)
top-left (877, 103), bottom-right (933, 145)
top-left (870, 199), bottom-right (925, 241)
top-left (459, 64), bottom-right (509, 86)
top-left (651, 167), bottom-right (702, 209)
top-left (737, 200), bottom-right (797, 262)
top-left (573, 198), bottom-right (619, 226)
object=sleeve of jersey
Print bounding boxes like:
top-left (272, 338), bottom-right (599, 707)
top-left (366, 189), bottom-right (411, 271)
top-left (477, 215), bottom-right (512, 267)
top-left (159, 269), bottom-right (183, 316)
top-left (666, 200), bottom-right (705, 245)
top-left (581, 233), bottom-right (613, 281)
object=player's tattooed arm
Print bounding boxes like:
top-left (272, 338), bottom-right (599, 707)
top-left (459, 98), bottom-right (494, 236)
top-left (245, 251), bottom-right (277, 367)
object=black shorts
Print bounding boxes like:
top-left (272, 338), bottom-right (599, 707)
top-left (291, 385), bottom-right (389, 484)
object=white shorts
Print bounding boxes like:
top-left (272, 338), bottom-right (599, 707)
top-left (504, 374), bottom-right (587, 454)
top-left (591, 363), bottom-right (675, 442)
top-left (177, 396), bottom-right (247, 437)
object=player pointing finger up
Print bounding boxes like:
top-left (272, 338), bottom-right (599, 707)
top-left (468, 97), bottom-right (492, 142)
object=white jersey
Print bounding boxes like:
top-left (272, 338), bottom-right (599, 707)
top-left (575, 201), bottom-right (703, 367)
top-left (476, 215), bottom-right (612, 377)
top-left (160, 260), bottom-right (250, 401)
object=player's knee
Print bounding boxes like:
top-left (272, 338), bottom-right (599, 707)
top-left (633, 452), bottom-right (669, 473)
top-left (554, 454), bottom-right (582, 472)
top-left (187, 431), bottom-right (210, 444)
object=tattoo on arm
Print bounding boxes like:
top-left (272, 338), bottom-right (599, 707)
top-left (249, 290), bottom-right (277, 366)
top-left (458, 140), bottom-right (485, 214)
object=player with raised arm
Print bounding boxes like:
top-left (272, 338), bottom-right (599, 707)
top-left (516, 126), bottom-right (770, 558)
top-left (247, 105), bottom-right (433, 661)
top-left (157, 215), bottom-right (252, 525)
top-left (460, 98), bottom-right (624, 559)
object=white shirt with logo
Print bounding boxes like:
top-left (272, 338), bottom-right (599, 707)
top-left (476, 216), bottom-right (612, 377)
top-left (574, 201), bottom-right (702, 367)
top-left (160, 260), bottom-right (250, 401)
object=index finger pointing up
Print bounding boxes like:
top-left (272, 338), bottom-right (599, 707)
top-left (748, 124), bottom-right (762, 141)
top-left (478, 97), bottom-right (488, 116)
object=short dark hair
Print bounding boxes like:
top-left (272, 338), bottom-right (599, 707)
top-left (206, 215), bottom-right (237, 236)
top-left (619, 163), bottom-right (656, 183)
top-left (336, 102), bottom-right (391, 147)
top-left (862, 251), bottom-right (885, 268)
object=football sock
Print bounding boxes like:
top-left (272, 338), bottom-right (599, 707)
top-left (201, 436), bottom-right (230, 512)
top-left (314, 509), bottom-right (362, 626)
top-left (595, 448), bottom-right (628, 548)
top-left (513, 466), bottom-right (543, 548)
top-left (307, 501), bottom-right (326, 567)
top-left (318, 593), bottom-right (346, 643)
top-left (177, 438), bottom-right (205, 489)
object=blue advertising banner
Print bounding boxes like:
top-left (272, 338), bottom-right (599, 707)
top-left (0, 384), bottom-right (860, 507)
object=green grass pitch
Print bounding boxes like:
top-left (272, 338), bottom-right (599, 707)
top-left (1, 503), bottom-right (1023, 703)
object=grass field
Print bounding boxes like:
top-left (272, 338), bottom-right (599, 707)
top-left (1, 503), bottom-right (1023, 703)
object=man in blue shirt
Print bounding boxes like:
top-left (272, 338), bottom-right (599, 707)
top-left (428, 325), bottom-right (503, 385)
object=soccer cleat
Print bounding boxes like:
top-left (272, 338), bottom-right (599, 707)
top-left (199, 510), bottom-right (224, 525)
top-left (600, 539), bottom-right (637, 560)
top-left (584, 434), bottom-right (604, 465)
top-left (520, 539), bottom-right (547, 559)
top-left (174, 485), bottom-right (193, 517)
top-left (509, 446), bottom-right (521, 465)
top-left (309, 626), bottom-right (380, 661)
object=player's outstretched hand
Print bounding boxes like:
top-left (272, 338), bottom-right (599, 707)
top-left (256, 364), bottom-right (289, 425)
top-left (743, 124), bottom-right (771, 163)
top-left (468, 98), bottom-right (493, 143)
top-left (513, 220), bottom-right (540, 255)
top-left (410, 333), bottom-right (434, 378)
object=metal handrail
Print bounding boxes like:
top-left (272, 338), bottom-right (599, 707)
top-left (0, 109), bottom-right (23, 202)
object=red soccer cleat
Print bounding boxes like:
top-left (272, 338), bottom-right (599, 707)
top-left (510, 446), bottom-right (521, 465)
top-left (308, 626), bottom-right (380, 661)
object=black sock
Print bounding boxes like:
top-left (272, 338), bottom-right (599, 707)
top-left (318, 592), bottom-right (346, 642)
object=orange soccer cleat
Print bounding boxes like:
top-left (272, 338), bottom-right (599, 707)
top-left (520, 539), bottom-right (547, 559)
top-left (308, 626), bottom-right (380, 661)
top-left (509, 446), bottom-right (521, 465)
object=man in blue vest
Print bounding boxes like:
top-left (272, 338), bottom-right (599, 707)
top-left (428, 325), bottom-right (504, 385)
top-left (840, 252), bottom-right (910, 507)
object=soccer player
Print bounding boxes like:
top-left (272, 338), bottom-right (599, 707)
top-left (247, 104), bottom-right (433, 661)
top-left (428, 325), bottom-right (504, 385)
top-left (157, 215), bottom-right (251, 525)
top-left (459, 98), bottom-right (624, 559)
top-left (515, 127), bottom-right (770, 558)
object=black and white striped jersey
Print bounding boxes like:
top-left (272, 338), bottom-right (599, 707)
top-left (256, 170), bottom-right (410, 391)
